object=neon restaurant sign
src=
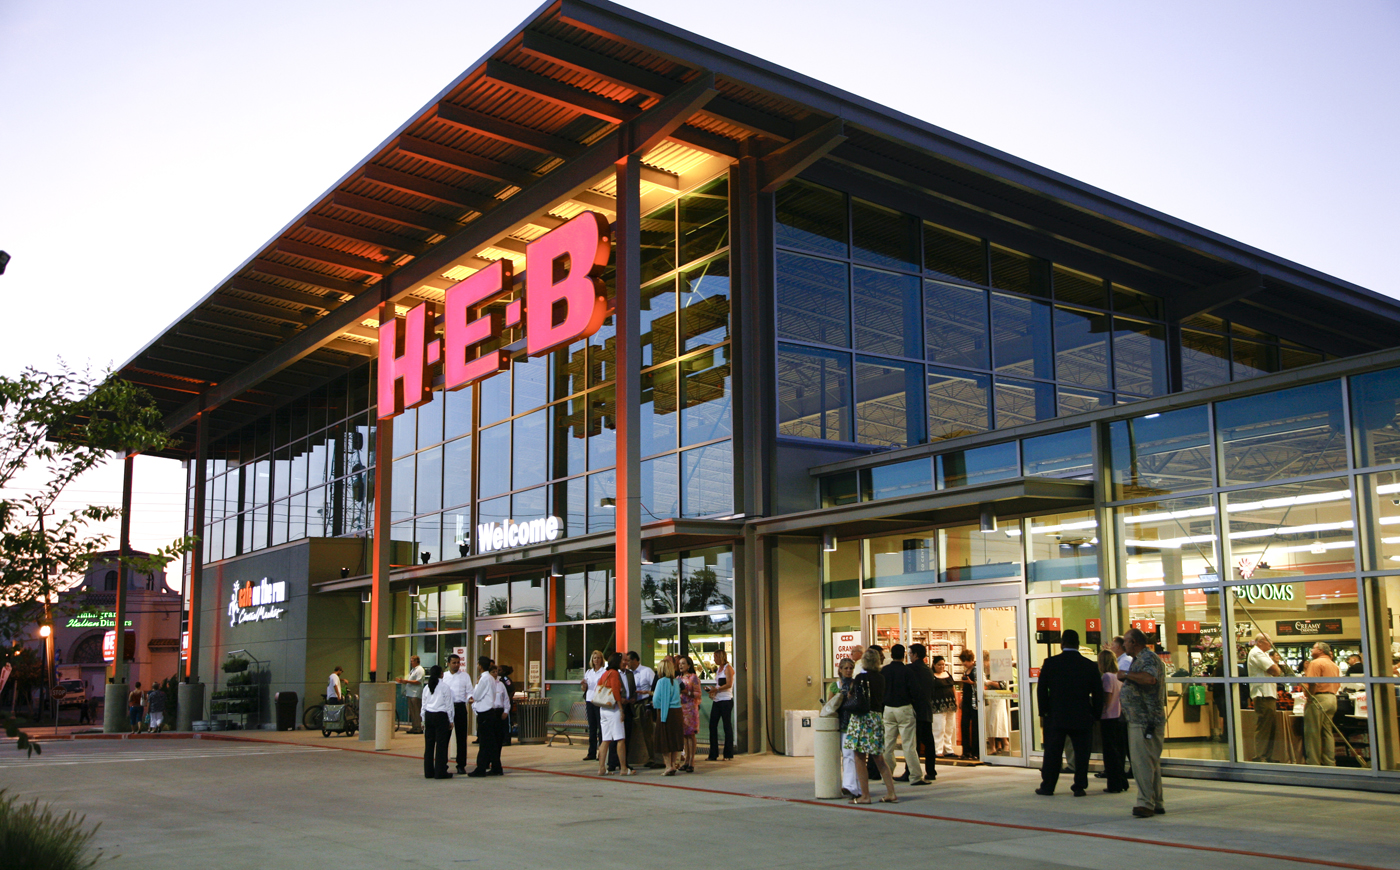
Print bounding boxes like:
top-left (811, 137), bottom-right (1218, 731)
top-left (377, 212), bottom-right (612, 420)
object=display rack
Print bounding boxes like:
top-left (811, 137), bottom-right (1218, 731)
top-left (210, 652), bottom-right (266, 730)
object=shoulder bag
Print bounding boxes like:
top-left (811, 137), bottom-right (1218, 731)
top-left (820, 688), bottom-right (845, 718)
top-left (595, 684), bottom-right (616, 708)
top-left (842, 676), bottom-right (871, 716)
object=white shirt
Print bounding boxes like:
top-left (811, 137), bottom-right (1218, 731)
top-left (632, 664), bottom-right (655, 699)
top-left (327, 672), bottom-right (343, 700)
top-left (1247, 645), bottom-right (1280, 698)
top-left (493, 677), bottom-right (512, 714)
top-left (442, 668), bottom-right (475, 704)
top-left (584, 666), bottom-right (605, 702)
top-left (421, 680), bottom-right (454, 724)
top-left (472, 671), bottom-right (499, 711)
top-left (713, 663), bottom-right (734, 701)
top-left (1117, 653), bottom-right (1132, 674)
top-left (403, 665), bottom-right (425, 699)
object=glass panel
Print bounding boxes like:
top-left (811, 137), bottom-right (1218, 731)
top-left (680, 255), bottom-right (729, 352)
top-left (549, 340), bottom-right (587, 403)
top-left (290, 441), bottom-right (309, 493)
top-left (992, 293), bottom-right (1052, 379)
top-left (546, 623), bottom-right (584, 681)
top-left (511, 576), bottom-right (544, 613)
top-left (1352, 366), bottom-right (1400, 468)
top-left (641, 364), bottom-right (678, 457)
top-left (1224, 478), bottom-right (1355, 578)
top-left (778, 345), bottom-right (851, 441)
top-left (640, 202), bottom-right (676, 283)
top-left (682, 442), bottom-right (733, 518)
top-left (588, 565), bottom-right (615, 619)
top-left (824, 538), bottom-right (860, 608)
top-left (681, 547), bottom-right (734, 615)
top-left (1023, 427), bottom-right (1093, 478)
top-left (868, 458), bottom-right (933, 501)
top-left (1362, 576), bottom-right (1400, 676)
top-left (478, 579), bottom-right (509, 617)
top-left (642, 618), bottom-right (677, 668)
top-left (775, 179), bottom-right (846, 257)
top-left (856, 357), bottom-right (924, 448)
top-left (822, 471), bottom-right (859, 507)
top-left (938, 441), bottom-right (1018, 488)
top-left (513, 409), bottom-right (547, 490)
top-left (415, 445), bottom-right (442, 515)
top-left (924, 222), bottom-right (985, 286)
top-left (587, 385), bottom-right (616, 471)
top-left (439, 584), bottom-right (466, 631)
top-left (478, 494), bottom-right (509, 529)
top-left (391, 456), bottom-right (414, 523)
top-left (641, 277), bottom-right (677, 367)
top-left (1107, 405), bottom-right (1213, 500)
top-left (1216, 380), bottom-right (1346, 486)
top-left (925, 281), bottom-right (989, 370)
top-left (643, 554), bottom-right (678, 616)
top-left (776, 251), bottom-right (849, 347)
top-left (416, 513), bottom-right (443, 564)
top-left (927, 366), bottom-right (990, 442)
top-left (443, 436), bottom-right (471, 509)
top-left (1360, 471), bottom-right (1400, 570)
top-left (1027, 510), bottom-right (1101, 593)
top-left (513, 354), bottom-right (549, 416)
top-left (416, 391), bottom-right (443, 448)
top-left (1180, 330), bottom-right (1231, 391)
top-left (251, 458), bottom-right (271, 506)
top-left (445, 508), bottom-right (470, 559)
top-left (308, 439), bottom-right (328, 489)
top-left (1279, 345), bottom-right (1324, 372)
top-left (995, 377), bottom-right (1055, 429)
top-left (1232, 339), bottom-right (1279, 381)
top-left (681, 346), bottom-right (732, 447)
top-left (1112, 494), bottom-right (1219, 589)
top-left (1057, 386), bottom-right (1113, 418)
top-left (852, 198), bottom-right (918, 271)
top-left (641, 454), bottom-right (680, 520)
top-left (390, 519), bottom-right (415, 568)
top-left (549, 397), bottom-right (587, 480)
top-left (444, 385), bottom-right (472, 440)
top-left (989, 244), bottom-right (1050, 297)
top-left (1026, 595), bottom-right (1101, 751)
top-left (477, 423), bottom-right (510, 498)
top-left (1115, 588), bottom-right (1228, 759)
top-left (479, 370), bottom-right (511, 427)
top-left (550, 569), bottom-right (586, 622)
top-left (1052, 265), bottom-right (1105, 308)
top-left (863, 533), bottom-right (937, 588)
top-left (980, 605), bottom-right (1021, 759)
top-left (588, 470), bottom-right (616, 534)
top-left (1112, 283), bottom-right (1161, 320)
top-left (679, 176), bottom-right (729, 267)
top-left (1054, 306), bottom-right (1110, 389)
top-left (854, 267), bottom-right (921, 357)
top-left (1113, 319), bottom-right (1167, 397)
top-left (940, 524), bottom-right (1023, 583)
top-left (392, 407), bottom-right (416, 457)
top-left (553, 477), bottom-right (586, 540)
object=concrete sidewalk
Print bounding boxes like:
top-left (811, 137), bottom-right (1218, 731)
top-left (46, 726), bottom-right (1392, 870)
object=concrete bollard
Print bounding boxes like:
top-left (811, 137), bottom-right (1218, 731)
top-left (814, 716), bottom-right (843, 799)
top-left (375, 702), bottom-right (393, 751)
top-left (177, 682), bottom-right (205, 732)
top-left (357, 681), bottom-right (396, 742)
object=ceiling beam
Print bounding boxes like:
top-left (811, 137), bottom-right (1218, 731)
top-left (700, 98), bottom-right (794, 141)
top-left (325, 338), bottom-right (376, 357)
top-left (272, 239), bottom-right (396, 277)
top-left (394, 134), bottom-right (540, 188)
top-left (431, 102), bottom-right (585, 159)
top-left (639, 166), bottom-right (680, 190)
top-left (361, 165), bottom-right (501, 214)
top-left (490, 238), bottom-right (530, 255)
top-left (188, 308), bottom-right (290, 339)
top-left (1167, 272), bottom-right (1262, 320)
top-left (225, 277), bottom-right (338, 312)
top-left (330, 192), bottom-right (462, 236)
top-left (300, 215), bottom-right (431, 258)
top-left (120, 370), bottom-right (207, 395)
top-left (759, 117), bottom-right (846, 192)
top-left (482, 59), bottom-right (641, 124)
top-left (667, 125), bottom-right (740, 159)
top-left (249, 259), bottom-right (374, 298)
top-left (572, 191), bottom-right (616, 212)
top-left (519, 30), bottom-right (679, 100)
top-left (211, 294), bottom-right (320, 326)
top-left (152, 336), bottom-right (260, 366)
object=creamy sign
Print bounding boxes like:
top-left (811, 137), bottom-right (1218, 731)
top-left (476, 516), bottom-right (563, 554)
top-left (228, 577), bottom-right (287, 627)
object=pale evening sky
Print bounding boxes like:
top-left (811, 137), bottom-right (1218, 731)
top-left (1, 0), bottom-right (1395, 582)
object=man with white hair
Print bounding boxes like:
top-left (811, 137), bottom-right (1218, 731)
top-left (1302, 641), bottom-right (1341, 766)
top-left (1246, 633), bottom-right (1284, 762)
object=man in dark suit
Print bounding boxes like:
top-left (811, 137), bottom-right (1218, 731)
top-left (1035, 629), bottom-right (1104, 797)
top-left (904, 643), bottom-right (937, 782)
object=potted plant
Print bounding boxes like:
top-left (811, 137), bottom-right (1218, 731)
top-left (222, 656), bottom-right (250, 674)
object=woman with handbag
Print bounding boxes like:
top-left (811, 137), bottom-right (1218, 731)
top-left (677, 655), bottom-right (702, 772)
top-left (845, 647), bottom-right (898, 804)
top-left (826, 658), bottom-right (862, 798)
top-left (595, 652), bottom-right (632, 776)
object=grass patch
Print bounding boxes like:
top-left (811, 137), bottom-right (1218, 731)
top-left (0, 789), bottom-right (108, 870)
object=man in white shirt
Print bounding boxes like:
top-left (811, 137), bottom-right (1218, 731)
top-left (1246, 634), bottom-right (1284, 762)
top-left (468, 656), bottom-right (509, 777)
top-left (326, 666), bottom-right (345, 703)
top-left (443, 654), bottom-right (476, 775)
top-left (397, 655), bottom-right (425, 734)
top-left (626, 651), bottom-right (661, 768)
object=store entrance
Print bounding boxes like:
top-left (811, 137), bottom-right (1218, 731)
top-left (475, 616), bottom-right (544, 696)
top-left (866, 586), bottom-right (1025, 767)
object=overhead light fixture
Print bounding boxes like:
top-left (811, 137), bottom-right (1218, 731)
top-left (550, 556), bottom-right (564, 578)
top-left (640, 541), bottom-right (654, 564)
top-left (822, 531), bottom-right (837, 552)
top-left (408, 584), bottom-right (421, 597)
top-left (599, 497), bottom-right (616, 509)
top-left (360, 591), bottom-right (372, 604)
top-left (979, 505), bottom-right (997, 533)
top-left (1310, 540), bottom-right (1327, 555)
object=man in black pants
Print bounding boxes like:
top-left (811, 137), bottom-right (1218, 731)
top-left (958, 649), bottom-right (978, 759)
top-left (467, 656), bottom-right (505, 777)
top-left (904, 643), bottom-right (937, 782)
top-left (443, 654), bottom-right (475, 774)
top-left (1034, 629), bottom-right (1104, 797)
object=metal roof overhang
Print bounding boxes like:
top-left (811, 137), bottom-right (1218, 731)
top-left (105, 0), bottom-right (1400, 459)
top-left (749, 477), bottom-right (1094, 540)
top-left (312, 516), bottom-right (744, 592)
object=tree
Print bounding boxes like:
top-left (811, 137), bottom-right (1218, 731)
top-left (0, 364), bottom-right (193, 659)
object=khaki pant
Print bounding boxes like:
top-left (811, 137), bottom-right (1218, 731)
top-left (1303, 693), bottom-right (1337, 766)
top-left (408, 696), bottom-right (422, 733)
top-left (882, 704), bottom-right (922, 782)
top-left (1252, 696), bottom-right (1278, 762)
top-left (1127, 722), bottom-right (1163, 812)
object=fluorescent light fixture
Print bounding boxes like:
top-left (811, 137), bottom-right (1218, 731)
top-left (360, 591), bottom-right (371, 604)
top-left (640, 541), bottom-right (654, 565)
top-left (822, 531), bottom-right (838, 552)
top-left (1144, 413), bottom-right (1161, 419)
top-left (1310, 540), bottom-right (1327, 555)
top-left (979, 505), bottom-right (997, 533)
top-left (599, 497), bottom-right (616, 509)
top-left (550, 556), bottom-right (564, 578)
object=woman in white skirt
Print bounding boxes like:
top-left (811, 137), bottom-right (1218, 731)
top-left (983, 650), bottom-right (1010, 755)
top-left (595, 652), bottom-right (632, 776)
top-left (930, 656), bottom-right (958, 755)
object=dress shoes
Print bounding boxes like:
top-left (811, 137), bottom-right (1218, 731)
top-left (893, 772), bottom-right (910, 782)
top-left (1132, 806), bottom-right (1154, 818)
top-left (1154, 807), bottom-right (1166, 815)
top-left (435, 772), bottom-right (453, 779)
top-left (466, 769), bottom-right (488, 778)
top-left (1072, 787), bottom-right (1086, 797)
top-left (1034, 787), bottom-right (1055, 796)
top-left (645, 761), bottom-right (665, 769)
top-left (1104, 787), bottom-right (1126, 794)
top-left (582, 755), bottom-right (597, 761)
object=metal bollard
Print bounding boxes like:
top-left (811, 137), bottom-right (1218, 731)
top-left (375, 702), bottom-right (393, 751)
top-left (814, 716), bottom-right (842, 799)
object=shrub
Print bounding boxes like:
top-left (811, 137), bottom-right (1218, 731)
top-left (221, 657), bottom-right (249, 674)
top-left (0, 789), bottom-right (106, 870)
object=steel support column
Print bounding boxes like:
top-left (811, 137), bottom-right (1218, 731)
top-left (186, 408), bottom-right (207, 681)
top-left (613, 143), bottom-right (643, 654)
top-left (109, 454), bottom-right (135, 687)
top-left (369, 415), bottom-right (393, 680)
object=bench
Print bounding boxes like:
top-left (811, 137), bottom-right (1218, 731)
top-left (548, 701), bottom-right (589, 746)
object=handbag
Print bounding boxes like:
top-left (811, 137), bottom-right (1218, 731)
top-left (820, 690), bottom-right (845, 718)
top-left (842, 677), bottom-right (870, 716)
top-left (595, 685), bottom-right (616, 709)
top-left (1186, 684), bottom-right (1207, 706)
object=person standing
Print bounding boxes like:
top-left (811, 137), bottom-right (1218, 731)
top-left (1110, 636), bottom-right (1133, 674)
top-left (398, 655), bottom-right (425, 734)
top-left (498, 665), bottom-right (515, 746)
top-left (580, 650), bottom-right (606, 762)
top-left (957, 649), bottom-right (978, 759)
top-left (127, 682), bottom-right (144, 734)
top-left (906, 643), bottom-right (937, 783)
top-left (653, 657), bottom-right (684, 775)
top-left (421, 665), bottom-right (454, 779)
top-left (882, 644), bottom-right (927, 786)
top-left (443, 654), bottom-right (475, 774)
top-left (706, 648), bottom-right (735, 761)
top-left (984, 649), bottom-right (1011, 756)
top-left (830, 658), bottom-right (862, 798)
top-left (1097, 650), bottom-right (1128, 794)
top-left (845, 647), bottom-right (898, 804)
top-left (326, 666), bottom-right (346, 703)
top-left (1246, 634), bottom-right (1284, 762)
top-left (626, 651), bottom-right (660, 769)
top-left (1118, 628), bottom-right (1167, 818)
top-left (1303, 641), bottom-right (1341, 766)
top-left (467, 657), bottom-right (507, 777)
top-left (929, 656), bottom-right (958, 757)
top-left (595, 653), bottom-right (631, 776)
top-left (677, 655), bottom-right (702, 773)
top-left (1034, 629), bottom-right (1104, 797)
top-left (146, 683), bottom-right (166, 734)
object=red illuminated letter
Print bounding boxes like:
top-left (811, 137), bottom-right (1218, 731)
top-left (524, 211), bottom-right (611, 357)
top-left (377, 300), bottom-right (435, 419)
top-left (444, 259), bottom-right (513, 391)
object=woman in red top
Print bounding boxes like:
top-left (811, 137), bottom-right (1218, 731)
top-left (595, 652), bottom-right (632, 776)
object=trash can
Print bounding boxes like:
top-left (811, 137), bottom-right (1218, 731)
top-left (274, 691), bottom-right (298, 731)
top-left (515, 697), bottom-right (548, 745)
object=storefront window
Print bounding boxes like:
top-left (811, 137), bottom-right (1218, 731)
top-left (1108, 405), bottom-right (1212, 500)
top-left (863, 533), bottom-right (937, 589)
top-left (1363, 577), bottom-right (1400, 676)
top-left (416, 390), bottom-right (444, 448)
top-left (1053, 306), bottom-right (1110, 390)
top-left (776, 252), bottom-right (849, 347)
top-left (1216, 380), bottom-right (1346, 486)
top-left (937, 440), bottom-right (1018, 489)
top-left (924, 282), bottom-right (989, 370)
top-left (1352, 366), bottom-right (1400, 469)
top-left (546, 623), bottom-right (584, 681)
top-left (1224, 478), bottom-right (1355, 579)
top-left (680, 255), bottom-right (729, 352)
top-left (927, 367), bottom-right (989, 442)
top-left (995, 376), bottom-right (1055, 428)
top-left (443, 436), bottom-right (471, 509)
top-left (856, 357), bottom-right (924, 447)
top-left (1022, 427), bottom-right (1092, 478)
top-left (681, 346), bottom-right (731, 446)
top-left (642, 455), bottom-right (680, 520)
top-left (854, 267), bottom-right (920, 357)
top-left (1112, 318), bottom-right (1167, 397)
top-left (477, 423), bottom-right (510, 498)
top-left (642, 554), bottom-right (679, 616)
top-left (1180, 330), bottom-right (1230, 391)
top-left (824, 539), bottom-right (860, 609)
top-left (776, 179), bottom-right (847, 257)
top-left (1113, 494), bottom-right (1219, 589)
top-left (940, 524), bottom-right (1022, 583)
top-left (1026, 510), bottom-right (1100, 594)
top-left (992, 294), bottom-right (1052, 379)
top-left (681, 548), bottom-right (734, 614)
top-left (587, 566), bottom-right (614, 619)
top-left (681, 442), bottom-right (732, 517)
top-left (587, 470), bottom-right (615, 534)
top-left (867, 458), bottom-right (932, 501)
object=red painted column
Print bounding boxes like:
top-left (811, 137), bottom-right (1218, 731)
top-left (613, 146), bottom-right (643, 654)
